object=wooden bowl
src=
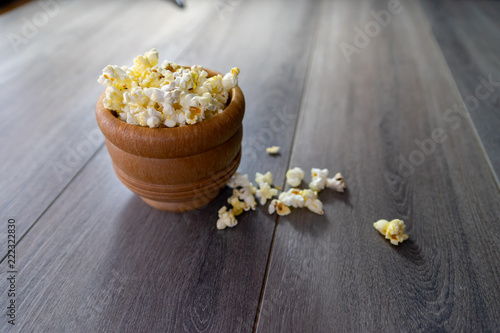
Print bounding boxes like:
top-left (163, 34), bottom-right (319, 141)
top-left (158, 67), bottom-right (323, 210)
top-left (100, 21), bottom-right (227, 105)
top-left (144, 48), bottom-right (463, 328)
top-left (95, 68), bottom-right (245, 212)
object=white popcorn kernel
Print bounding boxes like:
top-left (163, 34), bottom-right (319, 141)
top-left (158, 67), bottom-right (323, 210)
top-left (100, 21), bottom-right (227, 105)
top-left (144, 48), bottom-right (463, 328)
top-left (266, 146), bottom-right (280, 155)
top-left (144, 87), bottom-right (164, 103)
top-left (222, 67), bottom-right (240, 91)
top-left (309, 168), bottom-right (329, 191)
top-left (373, 219), bottom-right (409, 245)
top-left (326, 172), bottom-right (346, 193)
top-left (268, 199), bottom-right (291, 216)
top-left (255, 171), bottom-right (273, 187)
top-left (286, 167), bottom-right (304, 187)
top-left (234, 187), bottom-right (257, 211)
top-left (278, 189), bottom-right (305, 208)
top-left (306, 198), bottom-right (324, 215)
top-left (216, 206), bottom-right (238, 229)
top-left (147, 116), bottom-right (160, 128)
top-left (133, 49), bottom-right (159, 73)
top-left (227, 172), bottom-right (252, 189)
top-left (103, 86), bottom-right (124, 111)
top-left (98, 65), bottom-right (130, 88)
top-left (255, 183), bottom-right (278, 205)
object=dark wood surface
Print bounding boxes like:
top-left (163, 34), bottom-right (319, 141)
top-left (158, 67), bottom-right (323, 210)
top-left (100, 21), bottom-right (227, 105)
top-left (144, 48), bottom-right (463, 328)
top-left (421, 0), bottom-right (500, 186)
top-left (1, 0), bottom-right (499, 332)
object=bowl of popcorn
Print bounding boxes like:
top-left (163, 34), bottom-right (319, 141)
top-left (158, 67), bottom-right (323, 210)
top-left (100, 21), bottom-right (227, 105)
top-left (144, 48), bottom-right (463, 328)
top-left (95, 49), bottom-right (244, 212)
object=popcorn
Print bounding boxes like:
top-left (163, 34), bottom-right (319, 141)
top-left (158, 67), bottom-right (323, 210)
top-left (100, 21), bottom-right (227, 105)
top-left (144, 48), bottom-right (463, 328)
top-left (216, 206), bottom-right (238, 230)
top-left (268, 199), bottom-right (291, 216)
top-left (326, 172), bottom-right (346, 193)
top-left (255, 183), bottom-right (278, 205)
top-left (227, 172), bottom-right (252, 189)
top-left (266, 146), bottom-right (280, 155)
top-left (222, 67), bottom-right (240, 91)
top-left (278, 189), bottom-right (304, 208)
top-left (234, 188), bottom-right (257, 211)
top-left (305, 198), bottom-right (323, 215)
top-left (373, 219), bottom-right (409, 245)
top-left (286, 167), bottom-right (304, 187)
top-left (309, 168), bottom-right (329, 191)
top-left (227, 195), bottom-right (246, 216)
top-left (98, 49), bottom-right (240, 128)
top-left (255, 172), bottom-right (273, 187)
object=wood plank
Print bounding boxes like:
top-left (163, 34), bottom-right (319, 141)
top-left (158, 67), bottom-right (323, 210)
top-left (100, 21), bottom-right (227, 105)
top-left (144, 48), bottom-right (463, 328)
top-left (421, 0), bottom-right (500, 185)
top-left (0, 0), bottom-right (321, 331)
top-left (0, 0), bottom-right (215, 258)
top-left (257, 0), bottom-right (500, 331)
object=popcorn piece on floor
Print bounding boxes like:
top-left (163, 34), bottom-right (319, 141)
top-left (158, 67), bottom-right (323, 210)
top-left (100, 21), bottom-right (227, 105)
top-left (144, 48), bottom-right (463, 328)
top-left (268, 199), bottom-right (291, 216)
top-left (326, 172), bottom-right (346, 193)
top-left (278, 189), bottom-right (305, 208)
top-left (286, 167), bottom-right (304, 187)
top-left (256, 183), bottom-right (279, 205)
top-left (373, 219), bottom-right (409, 245)
top-left (234, 187), bottom-right (257, 211)
top-left (266, 146), bottom-right (280, 155)
top-left (227, 172), bottom-right (252, 189)
top-left (305, 198), bottom-right (324, 215)
top-left (309, 168), bottom-right (329, 191)
top-left (255, 171), bottom-right (273, 187)
top-left (216, 206), bottom-right (238, 230)
top-left (227, 195), bottom-right (246, 216)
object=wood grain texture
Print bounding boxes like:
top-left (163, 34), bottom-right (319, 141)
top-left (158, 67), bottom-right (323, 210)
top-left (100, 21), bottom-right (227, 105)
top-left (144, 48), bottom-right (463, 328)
top-left (257, 0), bottom-right (500, 331)
top-left (0, 0), bottom-right (321, 331)
top-left (0, 0), bottom-right (215, 258)
top-left (421, 0), bottom-right (500, 185)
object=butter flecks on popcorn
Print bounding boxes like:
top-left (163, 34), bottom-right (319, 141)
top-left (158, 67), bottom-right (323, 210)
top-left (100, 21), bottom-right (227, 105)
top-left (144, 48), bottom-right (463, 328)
top-left (98, 48), bottom-right (240, 128)
top-left (216, 206), bottom-right (238, 230)
top-left (286, 167), bottom-right (304, 187)
top-left (326, 172), bottom-right (346, 193)
top-left (266, 146), bottom-right (280, 155)
top-left (373, 219), bottom-right (409, 245)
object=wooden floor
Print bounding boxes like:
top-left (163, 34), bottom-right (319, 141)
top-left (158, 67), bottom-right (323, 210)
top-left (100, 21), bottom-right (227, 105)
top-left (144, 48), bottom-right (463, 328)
top-left (1, 0), bottom-right (499, 331)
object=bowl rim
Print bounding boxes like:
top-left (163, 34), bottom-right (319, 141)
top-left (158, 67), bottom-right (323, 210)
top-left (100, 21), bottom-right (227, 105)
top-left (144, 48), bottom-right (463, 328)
top-left (95, 68), bottom-right (245, 159)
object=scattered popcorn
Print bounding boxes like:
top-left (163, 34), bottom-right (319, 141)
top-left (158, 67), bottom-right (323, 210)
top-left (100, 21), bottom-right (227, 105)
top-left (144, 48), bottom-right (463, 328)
top-left (268, 199), bottom-right (291, 216)
top-left (309, 168), bottom-right (329, 191)
top-left (326, 172), bottom-right (346, 193)
top-left (98, 49), bottom-right (240, 128)
top-left (266, 146), bottom-right (280, 155)
top-left (286, 167), bottom-right (304, 187)
top-left (216, 206), bottom-right (238, 230)
top-left (218, 167), bottom-right (346, 229)
top-left (373, 219), bottom-right (409, 245)
top-left (255, 172), bottom-right (273, 187)
top-left (256, 183), bottom-right (278, 205)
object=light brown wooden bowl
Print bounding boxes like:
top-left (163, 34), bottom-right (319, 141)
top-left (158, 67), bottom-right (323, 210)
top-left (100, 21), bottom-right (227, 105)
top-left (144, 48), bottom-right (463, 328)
top-left (95, 68), bottom-right (245, 212)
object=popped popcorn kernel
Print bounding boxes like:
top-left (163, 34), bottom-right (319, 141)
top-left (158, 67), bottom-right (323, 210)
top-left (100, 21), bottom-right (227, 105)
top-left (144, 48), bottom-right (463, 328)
top-left (373, 219), bottom-right (409, 245)
top-left (278, 189), bottom-right (305, 208)
top-left (326, 172), bottom-right (346, 193)
top-left (268, 199), bottom-right (291, 216)
top-left (255, 171), bottom-right (273, 187)
top-left (98, 49), bottom-right (240, 128)
top-left (309, 168), bottom-right (329, 191)
top-left (216, 206), bottom-right (238, 230)
top-left (266, 146), bottom-right (280, 155)
top-left (286, 167), bottom-right (304, 187)
top-left (256, 183), bottom-right (278, 205)
top-left (234, 188), bottom-right (257, 211)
